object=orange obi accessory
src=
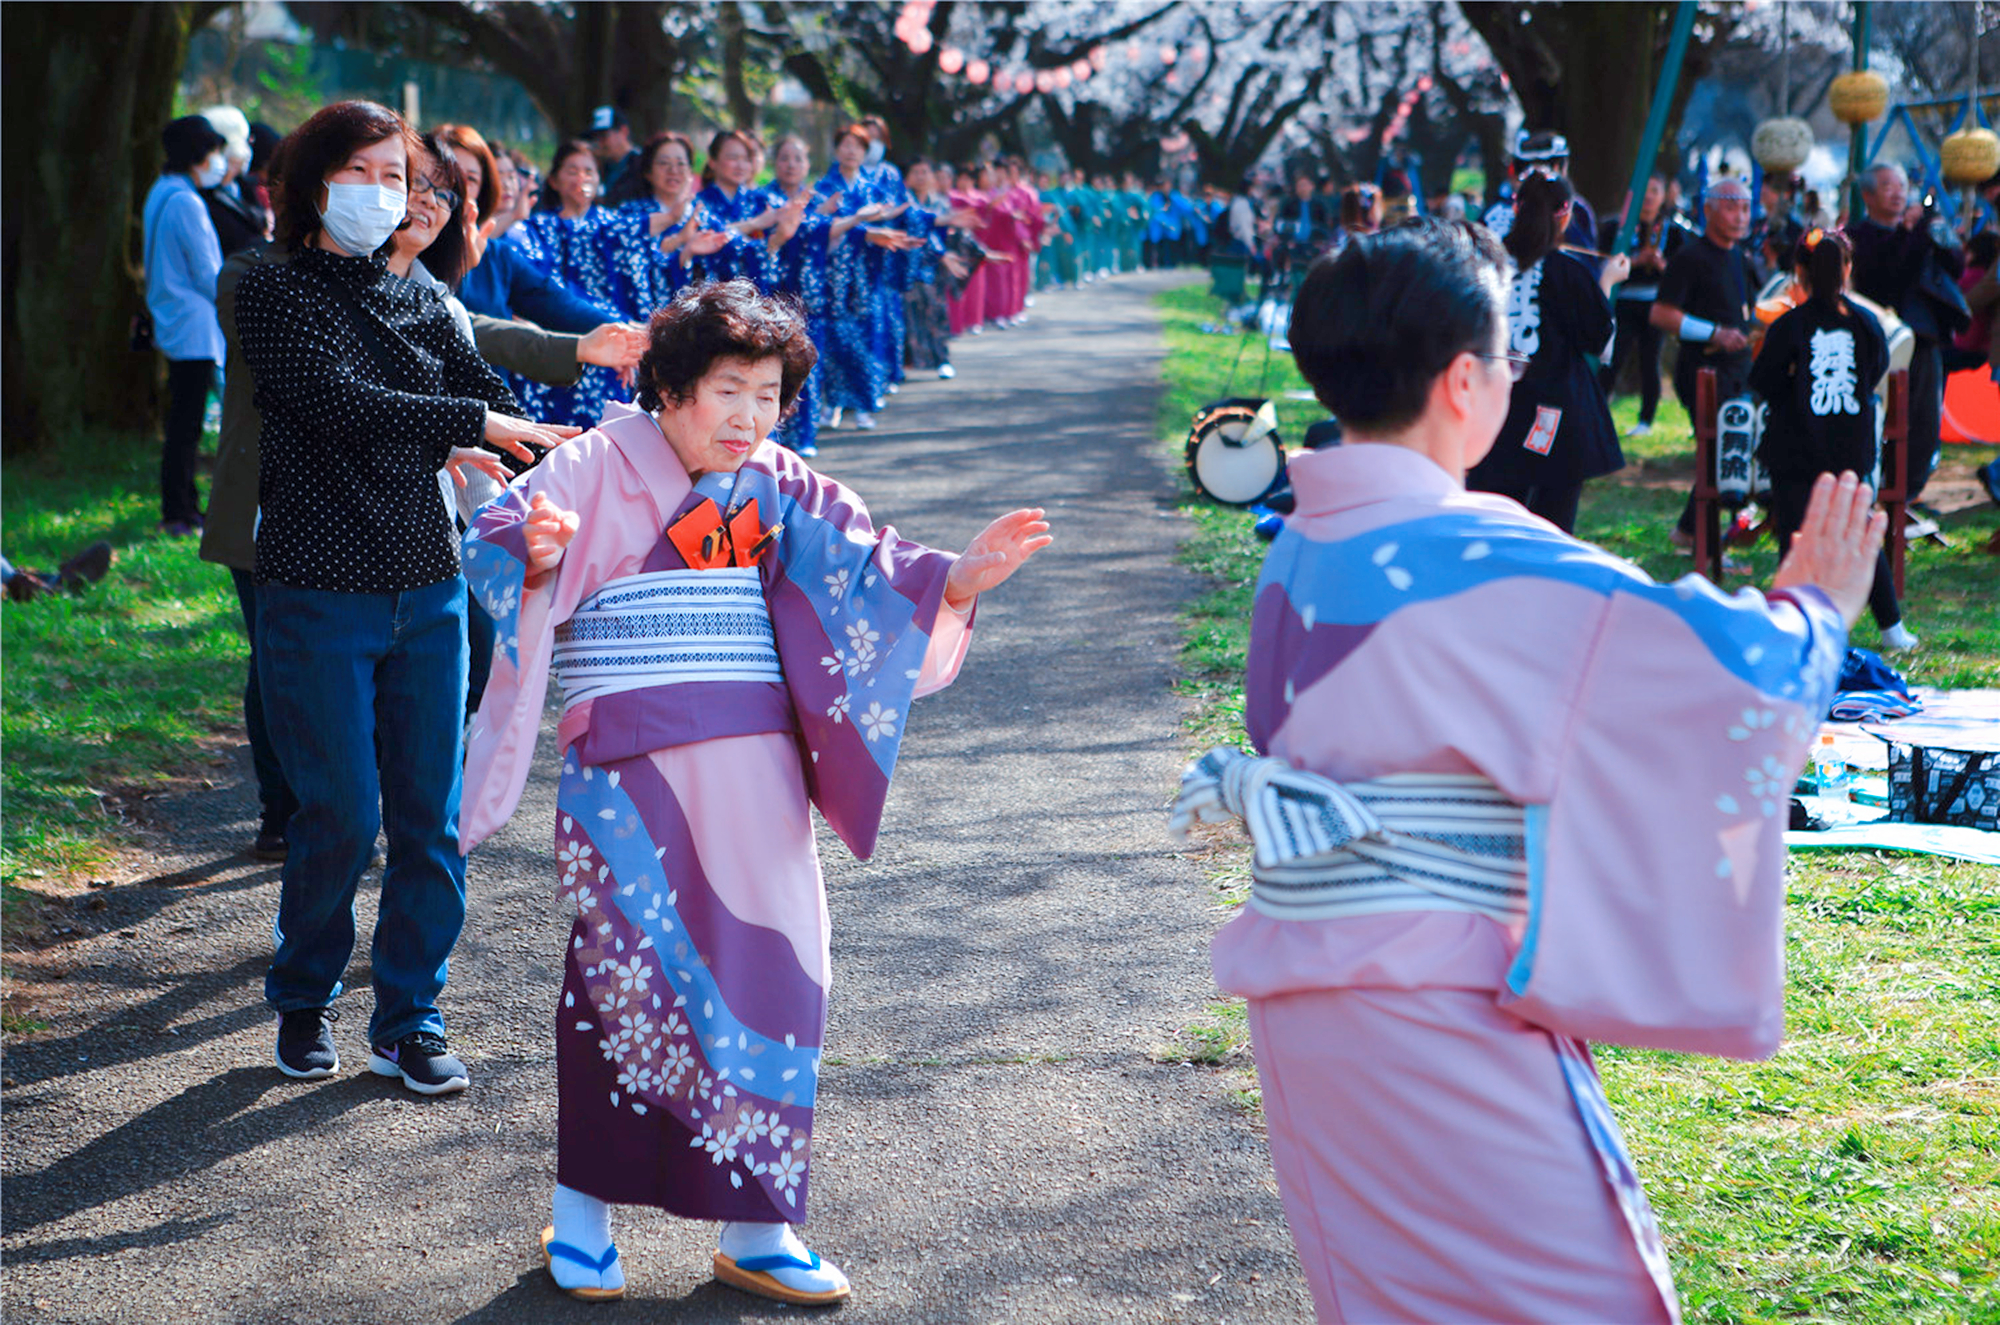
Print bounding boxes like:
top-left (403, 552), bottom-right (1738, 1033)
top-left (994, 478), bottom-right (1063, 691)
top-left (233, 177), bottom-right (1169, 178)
top-left (666, 496), bottom-right (783, 570)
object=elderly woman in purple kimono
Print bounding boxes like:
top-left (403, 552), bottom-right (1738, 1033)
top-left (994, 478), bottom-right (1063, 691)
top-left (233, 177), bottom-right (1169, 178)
top-left (1170, 220), bottom-right (1885, 1324)
top-left (460, 281), bottom-right (1049, 1306)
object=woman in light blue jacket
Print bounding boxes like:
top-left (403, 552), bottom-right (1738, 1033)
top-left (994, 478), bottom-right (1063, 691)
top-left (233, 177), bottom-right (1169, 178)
top-left (141, 115), bottom-right (229, 535)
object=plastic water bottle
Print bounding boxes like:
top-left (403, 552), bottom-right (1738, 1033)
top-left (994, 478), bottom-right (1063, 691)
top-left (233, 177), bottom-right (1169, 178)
top-left (1813, 735), bottom-right (1852, 802)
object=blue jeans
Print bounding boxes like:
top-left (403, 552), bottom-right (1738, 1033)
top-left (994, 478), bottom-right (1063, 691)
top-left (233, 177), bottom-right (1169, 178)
top-left (258, 576), bottom-right (469, 1046)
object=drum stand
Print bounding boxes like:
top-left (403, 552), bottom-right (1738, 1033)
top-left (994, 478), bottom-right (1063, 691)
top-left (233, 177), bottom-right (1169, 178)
top-left (1692, 367), bottom-right (1910, 591)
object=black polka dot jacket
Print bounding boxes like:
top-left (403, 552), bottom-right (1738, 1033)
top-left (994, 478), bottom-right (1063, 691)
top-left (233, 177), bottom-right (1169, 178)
top-left (234, 244), bottom-right (520, 593)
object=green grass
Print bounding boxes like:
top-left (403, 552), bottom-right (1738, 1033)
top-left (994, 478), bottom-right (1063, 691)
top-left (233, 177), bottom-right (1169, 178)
top-left (1, 428), bottom-right (245, 883)
top-left (1156, 282), bottom-right (2000, 1323)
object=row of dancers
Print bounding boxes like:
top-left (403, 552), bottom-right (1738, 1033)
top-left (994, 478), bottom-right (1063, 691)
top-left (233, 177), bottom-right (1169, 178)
top-left (445, 118), bottom-right (1136, 456)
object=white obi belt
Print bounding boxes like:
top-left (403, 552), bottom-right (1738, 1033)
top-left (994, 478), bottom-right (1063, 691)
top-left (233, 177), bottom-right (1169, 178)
top-left (1170, 747), bottom-right (1529, 923)
top-left (552, 568), bottom-right (784, 710)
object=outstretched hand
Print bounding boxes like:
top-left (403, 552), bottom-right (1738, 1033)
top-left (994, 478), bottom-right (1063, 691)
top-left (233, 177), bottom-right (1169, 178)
top-left (943, 508), bottom-right (1052, 610)
top-left (483, 411), bottom-right (582, 465)
top-left (523, 492), bottom-right (581, 580)
top-left (1770, 471), bottom-right (1888, 627)
top-left (444, 446), bottom-right (512, 489)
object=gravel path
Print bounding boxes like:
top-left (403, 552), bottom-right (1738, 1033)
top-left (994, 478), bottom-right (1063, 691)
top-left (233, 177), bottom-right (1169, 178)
top-left (2, 270), bottom-right (1311, 1324)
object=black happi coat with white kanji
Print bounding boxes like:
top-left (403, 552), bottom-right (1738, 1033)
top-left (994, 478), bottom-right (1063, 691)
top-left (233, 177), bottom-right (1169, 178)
top-left (1469, 250), bottom-right (1625, 492)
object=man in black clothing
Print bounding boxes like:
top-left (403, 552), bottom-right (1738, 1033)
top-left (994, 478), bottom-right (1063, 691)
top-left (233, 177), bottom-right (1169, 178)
top-left (582, 105), bottom-right (640, 204)
top-left (1848, 163), bottom-right (1966, 501)
top-left (1651, 179), bottom-right (1757, 541)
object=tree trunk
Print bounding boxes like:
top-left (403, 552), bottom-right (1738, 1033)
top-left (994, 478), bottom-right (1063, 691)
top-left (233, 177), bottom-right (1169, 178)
top-left (1550, 3), bottom-right (1666, 217)
top-left (2, 1), bottom-right (213, 454)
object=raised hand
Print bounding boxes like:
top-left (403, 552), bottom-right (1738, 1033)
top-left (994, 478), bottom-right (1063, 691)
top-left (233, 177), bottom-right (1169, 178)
top-left (523, 492), bottom-right (581, 578)
top-left (1770, 471), bottom-right (1888, 627)
top-left (684, 226), bottom-right (732, 257)
top-left (943, 508), bottom-right (1053, 609)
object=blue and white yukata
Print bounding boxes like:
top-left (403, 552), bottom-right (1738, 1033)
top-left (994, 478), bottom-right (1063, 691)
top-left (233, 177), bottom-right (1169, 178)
top-left (514, 211), bottom-right (629, 426)
top-left (752, 184), bottom-right (836, 454)
top-left (815, 167), bottom-right (887, 417)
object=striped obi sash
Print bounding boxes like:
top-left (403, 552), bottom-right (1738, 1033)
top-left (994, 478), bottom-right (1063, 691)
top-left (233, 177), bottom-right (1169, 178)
top-left (1168, 747), bottom-right (1528, 924)
top-left (552, 568), bottom-right (783, 711)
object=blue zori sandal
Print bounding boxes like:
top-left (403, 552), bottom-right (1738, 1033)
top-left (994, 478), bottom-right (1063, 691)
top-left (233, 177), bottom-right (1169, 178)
top-left (541, 1225), bottom-right (623, 1302)
top-left (712, 1247), bottom-right (853, 1306)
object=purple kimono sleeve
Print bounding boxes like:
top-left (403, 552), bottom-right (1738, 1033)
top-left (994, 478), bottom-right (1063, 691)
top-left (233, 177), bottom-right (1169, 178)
top-left (1498, 582), bottom-right (1847, 1058)
top-left (757, 449), bottom-right (964, 859)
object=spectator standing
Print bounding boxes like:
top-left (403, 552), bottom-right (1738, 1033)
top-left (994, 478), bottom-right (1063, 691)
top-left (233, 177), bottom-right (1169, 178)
top-left (200, 105), bottom-right (271, 256)
top-left (1274, 173), bottom-right (1331, 275)
top-left (1850, 164), bottom-right (1967, 501)
top-left (1652, 178), bottom-right (1757, 546)
top-left (1949, 229), bottom-right (1998, 371)
top-left (142, 114), bottom-right (229, 536)
top-left (1599, 173), bottom-right (1681, 436)
top-left (232, 100), bottom-right (576, 1094)
top-left (583, 105), bottom-right (640, 202)
top-left (1467, 174), bottom-right (1632, 533)
top-left (1336, 183), bottom-right (1383, 252)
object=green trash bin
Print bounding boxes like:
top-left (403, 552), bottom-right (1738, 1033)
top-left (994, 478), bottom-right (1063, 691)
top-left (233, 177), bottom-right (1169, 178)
top-left (1210, 253), bottom-right (1247, 303)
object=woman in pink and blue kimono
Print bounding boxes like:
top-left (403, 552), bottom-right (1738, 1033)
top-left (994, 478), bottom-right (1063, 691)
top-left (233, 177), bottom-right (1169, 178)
top-left (1170, 219), bottom-right (1886, 1323)
top-left (460, 280), bottom-right (1049, 1306)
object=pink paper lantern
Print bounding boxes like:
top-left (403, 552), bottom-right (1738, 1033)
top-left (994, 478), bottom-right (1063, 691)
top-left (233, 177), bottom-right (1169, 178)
top-left (967, 58), bottom-right (990, 84)
top-left (1035, 68), bottom-right (1056, 93)
top-left (1054, 67), bottom-right (1072, 89)
top-left (1072, 59), bottom-right (1092, 80)
top-left (1089, 45), bottom-right (1108, 70)
top-left (938, 46), bottom-right (965, 74)
top-left (1160, 46), bottom-right (1177, 65)
top-left (907, 28), bottom-right (933, 54)
top-left (1015, 71), bottom-right (1036, 95)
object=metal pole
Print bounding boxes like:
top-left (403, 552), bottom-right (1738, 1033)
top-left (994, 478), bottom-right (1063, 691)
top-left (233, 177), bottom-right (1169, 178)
top-left (1846, 2), bottom-right (1874, 223)
top-left (1613, 0), bottom-right (1698, 254)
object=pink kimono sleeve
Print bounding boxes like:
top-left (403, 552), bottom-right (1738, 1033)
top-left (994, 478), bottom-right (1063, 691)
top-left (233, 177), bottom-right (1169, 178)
top-left (458, 432), bottom-right (665, 852)
top-left (1498, 583), bottom-right (1847, 1058)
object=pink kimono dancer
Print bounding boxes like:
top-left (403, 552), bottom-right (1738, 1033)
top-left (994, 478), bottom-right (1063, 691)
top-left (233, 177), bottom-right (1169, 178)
top-left (1212, 443), bottom-right (1846, 1324)
top-left (462, 402), bottom-right (972, 1227)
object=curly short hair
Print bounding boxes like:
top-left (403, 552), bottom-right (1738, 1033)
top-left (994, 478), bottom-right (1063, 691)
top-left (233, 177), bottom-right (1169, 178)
top-left (634, 281), bottom-right (819, 417)
top-left (270, 101), bottom-right (421, 250)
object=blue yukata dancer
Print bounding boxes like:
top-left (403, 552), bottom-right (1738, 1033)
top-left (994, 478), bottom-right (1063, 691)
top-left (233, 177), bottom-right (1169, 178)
top-left (818, 125), bottom-right (897, 431)
top-left (606, 130), bottom-right (753, 320)
top-left (692, 130), bottom-right (776, 289)
top-left (517, 140), bottom-right (630, 426)
top-left (756, 136), bottom-right (874, 457)
top-left (856, 119), bottom-right (913, 392)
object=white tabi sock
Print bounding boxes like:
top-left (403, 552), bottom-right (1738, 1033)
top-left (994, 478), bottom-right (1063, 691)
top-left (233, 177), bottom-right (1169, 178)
top-left (549, 1184), bottom-right (624, 1293)
top-left (719, 1220), bottom-right (849, 1295)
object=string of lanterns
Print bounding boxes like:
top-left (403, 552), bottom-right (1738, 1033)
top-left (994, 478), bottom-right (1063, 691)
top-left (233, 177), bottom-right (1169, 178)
top-left (891, 0), bottom-right (1184, 97)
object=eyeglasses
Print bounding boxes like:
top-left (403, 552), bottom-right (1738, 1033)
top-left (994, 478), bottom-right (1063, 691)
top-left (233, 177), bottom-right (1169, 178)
top-left (412, 176), bottom-right (462, 214)
top-left (1476, 350), bottom-right (1533, 381)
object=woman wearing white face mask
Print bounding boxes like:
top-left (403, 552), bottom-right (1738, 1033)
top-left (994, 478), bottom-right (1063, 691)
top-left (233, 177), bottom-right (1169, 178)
top-left (141, 115), bottom-right (231, 535)
top-left (199, 104), bottom-right (269, 256)
top-left (233, 101), bottom-right (581, 1098)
